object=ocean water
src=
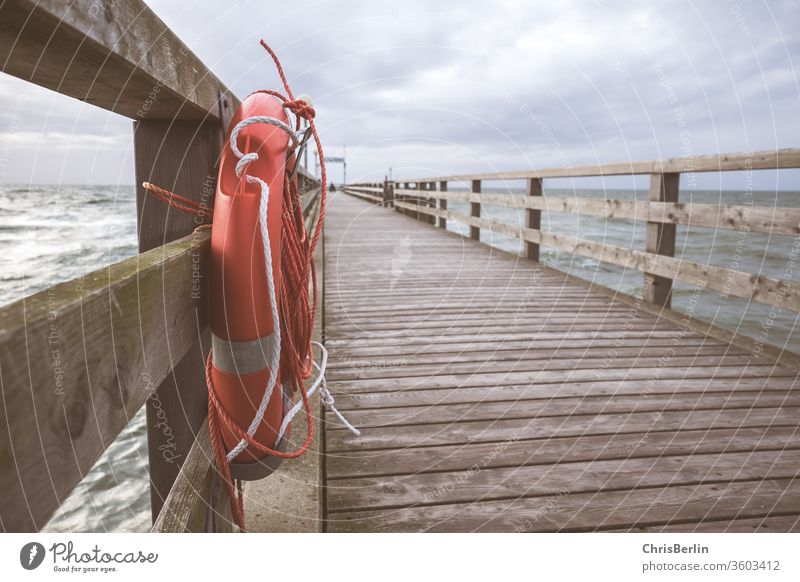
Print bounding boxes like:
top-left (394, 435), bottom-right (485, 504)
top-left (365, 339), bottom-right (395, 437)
top-left (1, 183), bottom-right (798, 532)
top-left (0, 184), bottom-right (149, 533)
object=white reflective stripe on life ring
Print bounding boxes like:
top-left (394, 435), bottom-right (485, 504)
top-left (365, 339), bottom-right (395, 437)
top-left (212, 332), bottom-right (275, 375)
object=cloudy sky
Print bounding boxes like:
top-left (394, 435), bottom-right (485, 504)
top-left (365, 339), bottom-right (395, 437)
top-left (1, 0), bottom-right (798, 188)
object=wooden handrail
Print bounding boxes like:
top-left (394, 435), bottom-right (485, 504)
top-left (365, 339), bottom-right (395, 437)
top-left (394, 188), bottom-right (800, 236)
top-left (393, 200), bottom-right (800, 313)
top-left (0, 0), bottom-right (238, 120)
top-left (407, 148), bottom-right (800, 183)
top-left (0, 230), bottom-right (210, 531)
top-left (345, 148), bottom-right (800, 333)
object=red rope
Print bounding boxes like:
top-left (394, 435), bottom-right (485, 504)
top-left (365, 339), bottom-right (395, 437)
top-left (143, 41), bottom-right (327, 532)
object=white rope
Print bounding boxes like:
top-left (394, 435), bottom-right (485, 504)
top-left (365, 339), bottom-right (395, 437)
top-left (225, 119), bottom-right (284, 461)
top-left (225, 115), bottom-right (359, 461)
top-left (276, 341), bottom-right (360, 442)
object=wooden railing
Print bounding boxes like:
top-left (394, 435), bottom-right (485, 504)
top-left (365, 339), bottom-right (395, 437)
top-left (345, 149), bottom-right (800, 362)
top-left (0, 0), bottom-right (321, 532)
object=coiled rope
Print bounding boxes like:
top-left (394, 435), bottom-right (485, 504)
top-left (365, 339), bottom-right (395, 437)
top-left (143, 41), bottom-right (358, 532)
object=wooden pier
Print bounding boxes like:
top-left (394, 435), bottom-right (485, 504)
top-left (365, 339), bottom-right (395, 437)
top-left (328, 165), bottom-right (800, 532)
top-left (1, 0), bottom-right (799, 533)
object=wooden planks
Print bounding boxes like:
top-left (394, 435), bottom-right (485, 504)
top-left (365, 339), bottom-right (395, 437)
top-left (322, 193), bottom-right (800, 532)
top-left (0, 0), bottom-right (237, 120)
top-left (0, 231), bottom-right (209, 531)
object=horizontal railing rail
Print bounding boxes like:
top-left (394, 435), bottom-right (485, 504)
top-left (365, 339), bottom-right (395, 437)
top-left (0, 0), bottom-right (322, 532)
top-left (406, 149), bottom-right (800, 182)
top-left (344, 148), bottom-right (800, 366)
top-left (0, 230), bottom-right (209, 531)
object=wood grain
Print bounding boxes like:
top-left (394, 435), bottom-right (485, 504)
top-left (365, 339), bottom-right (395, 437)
top-left (0, 231), bottom-right (209, 531)
top-left (323, 193), bottom-right (800, 532)
top-left (0, 0), bottom-right (237, 120)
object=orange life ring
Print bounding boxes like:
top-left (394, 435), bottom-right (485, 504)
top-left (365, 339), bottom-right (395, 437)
top-left (209, 92), bottom-right (292, 480)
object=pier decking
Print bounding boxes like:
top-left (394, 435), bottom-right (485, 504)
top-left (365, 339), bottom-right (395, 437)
top-left (322, 193), bottom-right (800, 532)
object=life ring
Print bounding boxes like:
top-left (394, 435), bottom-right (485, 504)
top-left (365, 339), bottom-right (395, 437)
top-left (209, 92), bottom-right (293, 480)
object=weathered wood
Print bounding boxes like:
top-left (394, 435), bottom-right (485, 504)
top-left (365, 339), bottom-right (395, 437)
top-left (152, 420), bottom-right (232, 532)
top-left (330, 391), bottom-right (799, 429)
top-left (0, 231), bottom-right (209, 531)
top-left (393, 201), bottom-right (800, 313)
top-left (619, 515), bottom-right (800, 533)
top-left (408, 148), bottom-right (800, 182)
top-left (327, 478), bottom-right (800, 532)
top-left (322, 193), bottom-right (800, 533)
top-left (645, 173), bottom-right (679, 307)
top-left (326, 406), bottom-right (800, 451)
top-left (470, 180), bottom-right (481, 240)
top-left (525, 178), bottom-right (543, 260)
top-left (328, 449), bottom-right (800, 512)
top-left (343, 187), bottom-right (382, 203)
top-left (135, 119), bottom-right (220, 524)
top-left (326, 426), bottom-right (800, 479)
top-left (438, 181), bottom-right (448, 229)
top-left (0, 0), bottom-right (238, 120)
top-left (396, 188), bottom-right (800, 236)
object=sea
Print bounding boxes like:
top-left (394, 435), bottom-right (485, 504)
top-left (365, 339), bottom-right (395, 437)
top-left (1, 183), bottom-right (798, 532)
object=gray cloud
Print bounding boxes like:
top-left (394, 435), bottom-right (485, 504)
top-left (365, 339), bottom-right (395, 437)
top-left (0, 0), bottom-right (797, 188)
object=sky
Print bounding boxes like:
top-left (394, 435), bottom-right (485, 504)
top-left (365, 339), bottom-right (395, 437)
top-left (0, 0), bottom-right (798, 189)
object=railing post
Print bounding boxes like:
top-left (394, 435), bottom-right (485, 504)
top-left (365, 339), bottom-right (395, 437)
top-left (644, 172), bottom-right (680, 308)
top-left (525, 178), bottom-right (543, 261)
top-left (134, 115), bottom-right (224, 526)
top-left (415, 182), bottom-right (423, 220)
top-left (421, 182), bottom-right (428, 223)
top-left (470, 180), bottom-right (481, 240)
top-left (425, 182), bottom-right (435, 225)
top-left (383, 176), bottom-right (394, 207)
top-left (438, 180), bottom-right (448, 229)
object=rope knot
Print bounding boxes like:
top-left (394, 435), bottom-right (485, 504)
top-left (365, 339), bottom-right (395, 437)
top-left (285, 99), bottom-right (315, 121)
top-left (235, 152), bottom-right (259, 178)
